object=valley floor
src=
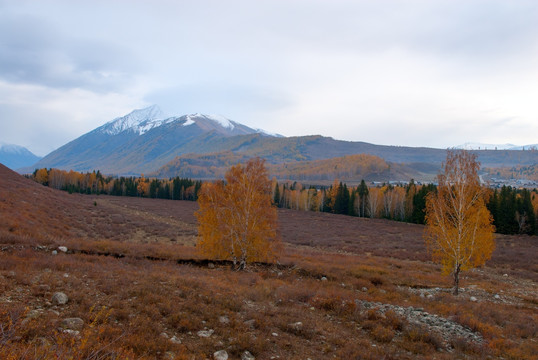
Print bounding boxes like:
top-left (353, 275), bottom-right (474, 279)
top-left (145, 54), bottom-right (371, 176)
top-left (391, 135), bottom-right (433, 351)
top-left (1, 189), bottom-right (537, 359)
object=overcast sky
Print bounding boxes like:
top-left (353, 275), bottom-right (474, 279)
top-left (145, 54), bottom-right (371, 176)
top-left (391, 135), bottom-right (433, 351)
top-left (1, 0), bottom-right (537, 156)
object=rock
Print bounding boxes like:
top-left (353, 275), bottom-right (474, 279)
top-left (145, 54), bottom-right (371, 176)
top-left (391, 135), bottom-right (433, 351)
top-left (27, 309), bottom-right (42, 319)
top-left (321, 276), bottom-right (327, 281)
top-left (361, 287), bottom-right (368, 292)
top-left (62, 329), bottom-right (80, 336)
top-left (51, 292), bottom-right (68, 305)
top-left (208, 262), bottom-right (215, 269)
top-left (60, 318), bottom-right (84, 331)
top-left (288, 322), bottom-right (303, 332)
top-left (58, 246), bottom-right (68, 253)
top-left (494, 294), bottom-right (501, 300)
top-left (219, 316), bottom-right (230, 324)
top-left (197, 329), bottom-right (214, 337)
top-left (213, 350), bottom-right (228, 360)
top-left (52, 250), bottom-right (58, 255)
top-left (427, 294), bottom-right (434, 299)
top-left (160, 332), bottom-right (169, 339)
top-left (241, 350), bottom-right (255, 360)
top-left (470, 296), bottom-right (478, 302)
top-left (169, 335), bottom-right (181, 344)
top-left (271, 332), bottom-right (278, 337)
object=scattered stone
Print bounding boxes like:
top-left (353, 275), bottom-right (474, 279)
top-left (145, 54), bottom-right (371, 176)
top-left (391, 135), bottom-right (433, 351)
top-left (241, 350), bottom-right (255, 360)
top-left (58, 246), bottom-right (68, 253)
top-left (219, 316), bottom-right (230, 324)
top-left (208, 262), bottom-right (215, 269)
top-left (160, 332), bottom-right (169, 339)
top-left (197, 329), bottom-right (214, 338)
top-left (52, 250), bottom-right (58, 255)
top-left (27, 309), bottom-right (42, 319)
top-left (7, 271), bottom-right (16, 278)
top-left (354, 299), bottom-right (483, 347)
top-left (288, 322), bottom-right (303, 332)
top-left (503, 274), bottom-right (508, 277)
top-left (51, 292), bottom-right (68, 305)
top-left (63, 273), bottom-right (69, 278)
top-left (62, 329), bottom-right (80, 336)
top-left (427, 294), bottom-right (434, 299)
top-left (494, 294), bottom-right (501, 300)
top-left (60, 317), bottom-right (84, 331)
top-left (213, 350), bottom-right (228, 360)
top-left (169, 335), bottom-right (181, 344)
top-left (271, 332), bottom-right (278, 337)
top-left (321, 276), bottom-right (327, 281)
top-left (309, 307), bottom-right (315, 311)
top-left (470, 296), bottom-right (478, 302)
top-left (361, 287), bottom-right (368, 292)
top-left (277, 272), bottom-right (283, 277)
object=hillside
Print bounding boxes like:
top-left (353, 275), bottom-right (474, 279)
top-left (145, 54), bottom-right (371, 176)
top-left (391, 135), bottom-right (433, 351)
top-left (152, 152), bottom-right (438, 182)
top-left (1, 166), bottom-right (537, 358)
top-left (0, 143), bottom-right (41, 170)
top-left (23, 106), bottom-right (538, 177)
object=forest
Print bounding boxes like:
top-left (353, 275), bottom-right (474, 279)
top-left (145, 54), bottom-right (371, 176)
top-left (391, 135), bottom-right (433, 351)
top-left (31, 168), bottom-right (538, 236)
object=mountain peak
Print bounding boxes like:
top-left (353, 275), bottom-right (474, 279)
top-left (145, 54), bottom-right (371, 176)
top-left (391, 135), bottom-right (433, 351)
top-left (185, 113), bottom-right (235, 130)
top-left (100, 105), bottom-right (167, 135)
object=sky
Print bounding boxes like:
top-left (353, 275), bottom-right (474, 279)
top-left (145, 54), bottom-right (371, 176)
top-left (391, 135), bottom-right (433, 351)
top-left (1, 0), bottom-right (537, 156)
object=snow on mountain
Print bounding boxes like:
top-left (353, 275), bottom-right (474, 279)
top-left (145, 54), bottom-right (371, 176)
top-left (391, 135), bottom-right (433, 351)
top-left (0, 142), bottom-right (42, 170)
top-left (100, 105), bottom-right (168, 135)
top-left (456, 142), bottom-right (518, 150)
top-left (97, 106), bottom-right (276, 137)
top-left (0, 142), bottom-right (29, 155)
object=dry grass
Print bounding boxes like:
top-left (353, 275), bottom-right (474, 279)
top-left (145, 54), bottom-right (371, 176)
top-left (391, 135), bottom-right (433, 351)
top-left (1, 164), bottom-right (537, 359)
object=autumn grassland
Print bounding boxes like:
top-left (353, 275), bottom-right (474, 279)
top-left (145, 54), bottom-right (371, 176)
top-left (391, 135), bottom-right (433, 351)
top-left (0, 163), bottom-right (537, 359)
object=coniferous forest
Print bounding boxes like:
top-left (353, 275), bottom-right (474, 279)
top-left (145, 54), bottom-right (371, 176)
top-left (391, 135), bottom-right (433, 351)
top-left (31, 168), bottom-right (537, 236)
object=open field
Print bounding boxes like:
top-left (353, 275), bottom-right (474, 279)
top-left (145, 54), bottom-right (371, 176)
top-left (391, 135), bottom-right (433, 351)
top-left (1, 164), bottom-right (537, 359)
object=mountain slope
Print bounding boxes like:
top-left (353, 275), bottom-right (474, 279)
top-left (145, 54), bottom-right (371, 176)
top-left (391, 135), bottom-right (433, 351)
top-left (27, 105), bottom-right (538, 176)
top-left (29, 106), bottom-right (274, 174)
top-left (0, 143), bottom-right (41, 170)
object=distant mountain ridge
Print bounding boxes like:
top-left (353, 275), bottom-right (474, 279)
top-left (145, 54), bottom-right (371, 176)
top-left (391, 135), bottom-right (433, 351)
top-left (25, 105), bottom-right (538, 179)
top-left (456, 142), bottom-right (538, 151)
top-left (28, 106), bottom-right (279, 174)
top-left (0, 142), bottom-right (41, 170)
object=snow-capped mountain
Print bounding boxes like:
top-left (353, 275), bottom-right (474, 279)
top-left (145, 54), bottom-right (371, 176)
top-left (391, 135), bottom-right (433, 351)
top-left (456, 142), bottom-right (538, 150)
top-left (28, 106), bottom-right (278, 174)
top-left (0, 142), bottom-right (42, 170)
top-left (97, 106), bottom-right (270, 137)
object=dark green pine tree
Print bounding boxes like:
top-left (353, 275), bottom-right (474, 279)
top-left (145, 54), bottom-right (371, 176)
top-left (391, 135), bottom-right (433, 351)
top-left (486, 189), bottom-right (499, 229)
top-left (357, 179), bottom-right (369, 217)
top-left (516, 189), bottom-right (536, 235)
top-left (273, 183), bottom-right (281, 207)
top-left (411, 184), bottom-right (436, 224)
top-left (497, 186), bottom-right (518, 234)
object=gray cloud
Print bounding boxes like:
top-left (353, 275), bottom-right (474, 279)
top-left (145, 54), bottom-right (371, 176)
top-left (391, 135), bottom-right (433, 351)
top-left (1, 0), bottom-right (537, 153)
top-left (0, 13), bottom-right (141, 92)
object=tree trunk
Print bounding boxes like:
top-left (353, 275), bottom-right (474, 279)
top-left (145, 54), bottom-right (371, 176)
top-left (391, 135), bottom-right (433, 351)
top-left (453, 264), bottom-right (461, 295)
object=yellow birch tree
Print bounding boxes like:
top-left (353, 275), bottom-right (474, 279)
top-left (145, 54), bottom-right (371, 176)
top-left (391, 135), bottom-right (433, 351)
top-left (196, 158), bottom-right (280, 269)
top-left (425, 150), bottom-right (495, 295)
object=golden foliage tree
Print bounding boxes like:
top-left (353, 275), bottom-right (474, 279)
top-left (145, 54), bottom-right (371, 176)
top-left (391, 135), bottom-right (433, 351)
top-left (195, 158), bottom-right (281, 269)
top-left (425, 150), bottom-right (495, 295)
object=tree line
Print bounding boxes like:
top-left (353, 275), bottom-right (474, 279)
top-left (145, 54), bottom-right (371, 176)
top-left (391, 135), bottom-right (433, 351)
top-left (31, 168), bottom-right (202, 201)
top-left (31, 168), bottom-right (537, 235)
top-left (272, 179), bottom-right (538, 235)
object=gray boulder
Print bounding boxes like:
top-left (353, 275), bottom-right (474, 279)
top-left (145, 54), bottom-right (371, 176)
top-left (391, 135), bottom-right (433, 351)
top-left (51, 292), bottom-right (68, 305)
